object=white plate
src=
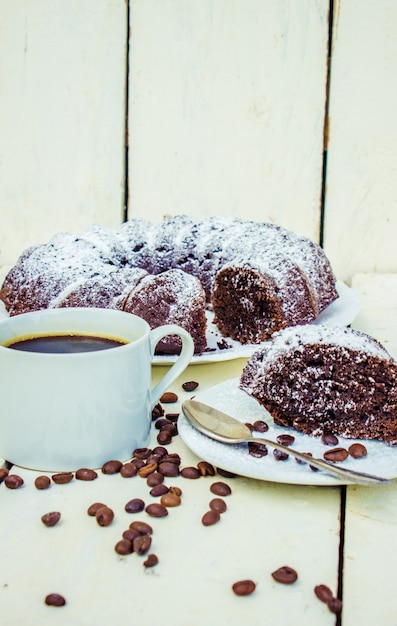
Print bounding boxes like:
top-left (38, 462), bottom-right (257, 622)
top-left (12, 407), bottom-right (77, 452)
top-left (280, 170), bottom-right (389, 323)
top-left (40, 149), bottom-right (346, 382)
top-left (154, 280), bottom-right (360, 364)
top-left (178, 378), bottom-right (397, 486)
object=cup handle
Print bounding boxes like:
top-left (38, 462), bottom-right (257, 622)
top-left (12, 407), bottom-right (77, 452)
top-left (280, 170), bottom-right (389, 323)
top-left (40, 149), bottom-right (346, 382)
top-left (149, 325), bottom-right (194, 409)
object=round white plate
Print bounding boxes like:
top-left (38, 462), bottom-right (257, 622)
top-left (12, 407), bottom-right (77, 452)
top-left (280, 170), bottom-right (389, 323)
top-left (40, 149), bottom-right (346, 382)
top-left (154, 280), bottom-right (360, 365)
top-left (178, 378), bottom-right (397, 486)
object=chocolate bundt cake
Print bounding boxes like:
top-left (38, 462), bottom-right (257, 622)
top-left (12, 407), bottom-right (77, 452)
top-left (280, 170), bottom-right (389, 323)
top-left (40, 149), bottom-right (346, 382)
top-left (240, 325), bottom-right (397, 443)
top-left (0, 216), bottom-right (339, 354)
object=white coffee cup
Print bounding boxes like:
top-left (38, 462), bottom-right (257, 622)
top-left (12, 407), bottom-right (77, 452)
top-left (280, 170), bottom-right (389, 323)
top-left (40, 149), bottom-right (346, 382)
top-left (0, 307), bottom-right (194, 471)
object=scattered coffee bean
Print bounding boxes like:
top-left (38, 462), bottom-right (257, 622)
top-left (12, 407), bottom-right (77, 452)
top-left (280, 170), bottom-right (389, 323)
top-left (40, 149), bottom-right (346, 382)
top-left (202, 510), bottom-right (221, 526)
top-left (41, 511), bottom-right (61, 527)
top-left (130, 458), bottom-right (146, 470)
top-left (217, 468), bottom-right (237, 478)
top-left (75, 468), bottom-right (98, 481)
top-left (147, 472), bottom-right (164, 487)
top-left (122, 528), bottom-right (140, 543)
top-left (159, 421), bottom-right (178, 435)
top-left (157, 430), bottom-right (173, 445)
top-left (165, 413), bottom-right (179, 423)
top-left (4, 474), bottom-right (24, 489)
top-left (120, 463), bottom-right (138, 478)
top-left (323, 447), bottom-right (349, 462)
top-left (34, 475), bottom-right (51, 490)
top-left (245, 422), bottom-right (254, 432)
top-left (155, 418), bottom-right (173, 431)
top-left (276, 434), bottom-right (295, 446)
top-left (253, 420), bottom-right (269, 433)
top-left (210, 481), bottom-right (232, 496)
top-left (197, 461), bottom-right (216, 476)
top-left (314, 584), bottom-right (334, 603)
top-left (348, 443), bottom-right (367, 458)
top-left (0, 468), bottom-right (10, 484)
top-left (181, 466), bottom-right (201, 479)
top-left (273, 449), bottom-right (289, 461)
top-left (271, 565), bottom-right (298, 584)
top-left (138, 462), bottom-right (158, 478)
top-left (95, 506), bottom-right (114, 527)
top-left (150, 484), bottom-right (169, 497)
top-left (51, 472), bottom-right (74, 484)
top-left (162, 453), bottom-right (181, 466)
top-left (160, 493), bottom-right (181, 507)
top-left (145, 503), bottom-right (168, 518)
top-left (153, 446), bottom-right (168, 457)
top-left (182, 380), bottom-right (199, 391)
top-left (133, 534), bottom-right (152, 555)
top-left (129, 521), bottom-right (153, 535)
top-left (327, 596), bottom-right (343, 614)
top-left (322, 433), bottom-right (339, 446)
top-left (45, 593), bottom-right (66, 607)
top-left (248, 442), bottom-right (268, 458)
top-left (160, 391), bottom-right (178, 403)
top-left (87, 502), bottom-right (107, 517)
top-left (209, 498), bottom-right (227, 514)
top-left (158, 461), bottom-right (180, 477)
top-left (232, 580), bottom-right (256, 596)
top-left (125, 498), bottom-right (145, 514)
top-left (101, 460), bottom-right (122, 474)
top-left (115, 539), bottom-right (133, 555)
top-left (133, 447), bottom-right (152, 459)
top-left (169, 486), bottom-right (182, 497)
top-left (143, 553), bottom-right (159, 567)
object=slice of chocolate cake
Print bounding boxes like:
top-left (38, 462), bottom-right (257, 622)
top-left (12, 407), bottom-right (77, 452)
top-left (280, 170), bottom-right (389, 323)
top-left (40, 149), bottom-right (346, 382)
top-left (240, 325), bottom-right (397, 443)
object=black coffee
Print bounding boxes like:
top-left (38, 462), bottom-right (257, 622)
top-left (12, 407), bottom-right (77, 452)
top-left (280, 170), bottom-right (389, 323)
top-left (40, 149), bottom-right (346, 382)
top-left (6, 334), bottom-right (128, 354)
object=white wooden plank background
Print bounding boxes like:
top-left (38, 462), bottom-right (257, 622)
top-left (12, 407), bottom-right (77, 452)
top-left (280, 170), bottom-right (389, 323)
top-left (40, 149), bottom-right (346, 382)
top-left (0, 0), bottom-right (127, 268)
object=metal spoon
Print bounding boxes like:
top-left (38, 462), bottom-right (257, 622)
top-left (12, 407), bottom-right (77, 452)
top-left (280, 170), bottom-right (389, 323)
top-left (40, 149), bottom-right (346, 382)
top-left (181, 399), bottom-right (390, 486)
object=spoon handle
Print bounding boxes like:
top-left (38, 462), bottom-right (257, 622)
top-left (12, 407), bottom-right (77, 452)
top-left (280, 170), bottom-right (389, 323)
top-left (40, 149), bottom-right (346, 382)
top-left (249, 436), bottom-right (389, 485)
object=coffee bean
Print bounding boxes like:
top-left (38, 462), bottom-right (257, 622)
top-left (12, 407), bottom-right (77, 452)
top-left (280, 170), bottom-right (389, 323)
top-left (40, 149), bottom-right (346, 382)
top-left (323, 447), bottom-right (349, 462)
top-left (202, 510), bottom-right (220, 526)
top-left (115, 539), bottom-right (133, 555)
top-left (120, 463), bottom-right (138, 478)
top-left (314, 584), bottom-right (334, 603)
top-left (248, 442), bottom-right (268, 458)
top-left (143, 554), bottom-right (159, 567)
top-left (232, 580), bottom-right (256, 596)
top-left (152, 446), bottom-right (168, 457)
top-left (271, 566), bottom-right (298, 584)
top-left (125, 498), bottom-right (145, 514)
top-left (34, 475), bottom-right (51, 490)
top-left (169, 486), bottom-right (182, 497)
top-left (160, 493), bottom-right (181, 507)
top-left (154, 418), bottom-right (173, 430)
top-left (273, 449), bottom-right (289, 461)
top-left (327, 596), bottom-right (343, 614)
top-left (348, 443), bottom-right (367, 458)
top-left (133, 534), bottom-right (152, 555)
top-left (138, 462), bottom-right (158, 478)
top-left (145, 503), bottom-right (168, 518)
top-left (87, 502), bottom-right (107, 517)
top-left (210, 481), bottom-right (232, 496)
top-left (101, 460), bottom-right (122, 474)
top-left (0, 468), bottom-right (9, 483)
top-left (160, 391), bottom-right (178, 403)
top-left (209, 498), bottom-right (227, 514)
top-left (129, 520), bottom-right (153, 535)
top-left (253, 420), bottom-right (269, 433)
top-left (158, 421), bottom-right (178, 435)
top-left (157, 430), bottom-right (173, 445)
top-left (51, 472), bottom-right (74, 484)
top-left (150, 484), bottom-right (169, 497)
top-left (4, 474), bottom-right (24, 489)
top-left (165, 412), bottom-right (179, 423)
top-left (181, 466), bottom-right (201, 479)
top-left (95, 506), bottom-right (114, 527)
top-left (152, 403), bottom-right (164, 420)
top-left (130, 458), bottom-right (146, 470)
top-left (161, 453), bottom-right (181, 466)
top-left (133, 447), bottom-right (152, 459)
top-left (147, 472), bottom-right (164, 487)
top-left (197, 461), bottom-right (216, 476)
top-left (322, 433), bottom-right (339, 446)
top-left (75, 468), bottom-right (98, 481)
top-left (182, 380), bottom-right (199, 391)
top-left (122, 528), bottom-right (140, 542)
top-left (276, 434), bottom-right (295, 446)
top-left (245, 423), bottom-right (254, 432)
top-left (41, 511), bottom-right (61, 527)
top-left (158, 461), bottom-right (180, 477)
top-left (45, 593), bottom-right (66, 607)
